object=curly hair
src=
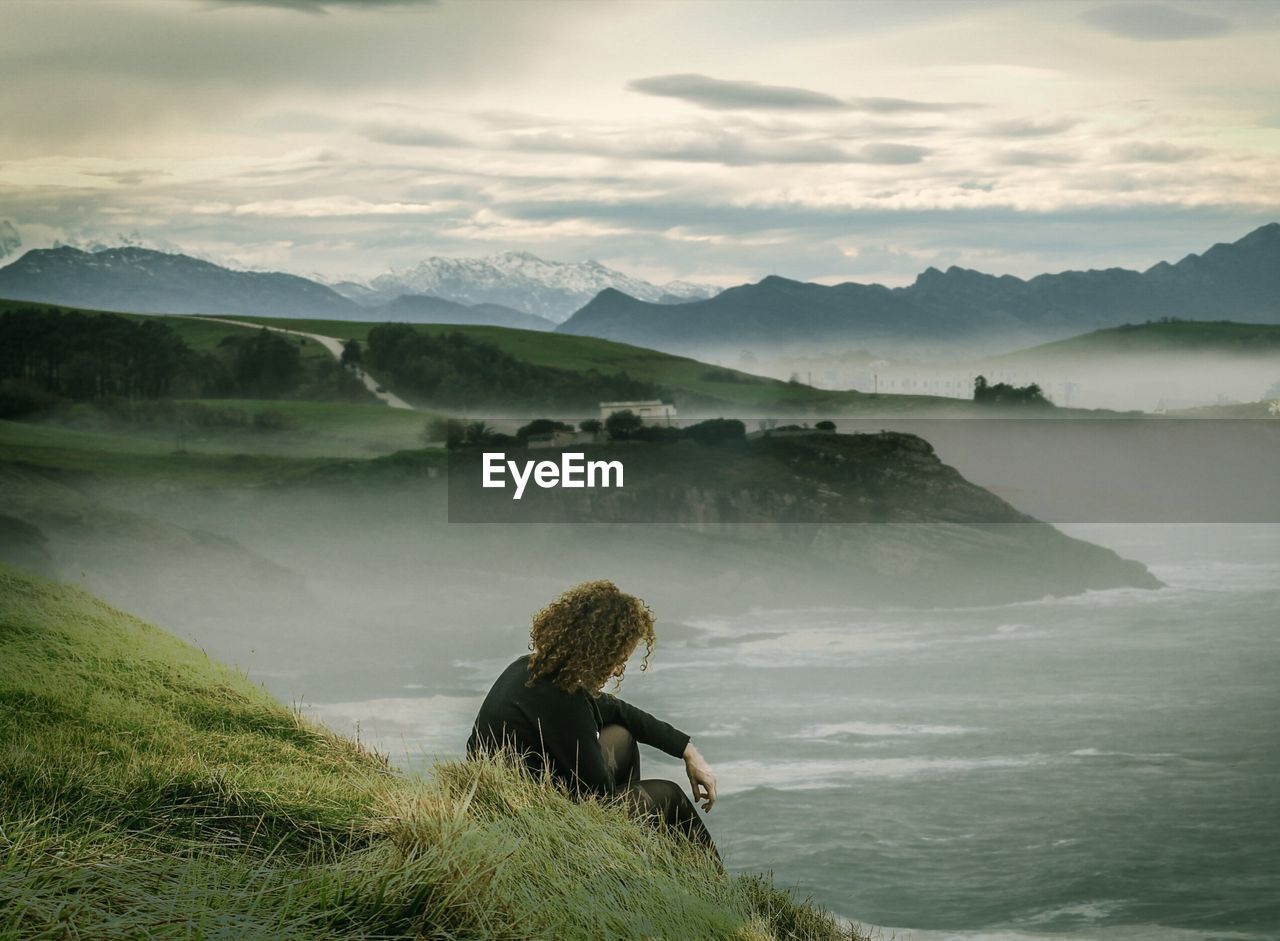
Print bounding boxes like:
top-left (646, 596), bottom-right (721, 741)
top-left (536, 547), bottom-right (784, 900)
top-left (526, 580), bottom-right (656, 694)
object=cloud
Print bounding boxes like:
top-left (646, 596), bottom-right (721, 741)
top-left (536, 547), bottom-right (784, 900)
top-left (361, 122), bottom-right (468, 147)
top-left (0, 220), bottom-right (21, 261)
top-left (83, 169), bottom-right (171, 186)
top-left (1112, 141), bottom-right (1204, 162)
top-left (628, 73), bottom-right (847, 111)
top-left (511, 129), bottom-right (851, 166)
top-left (627, 74), bottom-right (974, 115)
top-left (983, 117), bottom-right (1078, 138)
top-left (847, 97), bottom-right (977, 114)
top-left (996, 149), bottom-right (1079, 166)
top-left (196, 197), bottom-right (448, 217)
top-left (1081, 3), bottom-right (1231, 41)
top-left (207, 0), bottom-right (438, 13)
top-left (855, 143), bottom-right (932, 164)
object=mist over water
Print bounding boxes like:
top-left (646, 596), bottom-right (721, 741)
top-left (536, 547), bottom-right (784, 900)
top-left (29, 463), bottom-right (1275, 939)
top-left (297, 523), bottom-right (1279, 940)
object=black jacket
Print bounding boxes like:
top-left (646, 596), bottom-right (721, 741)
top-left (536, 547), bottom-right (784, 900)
top-left (466, 654), bottom-right (691, 796)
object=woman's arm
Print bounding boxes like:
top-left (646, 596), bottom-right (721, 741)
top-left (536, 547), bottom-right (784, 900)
top-left (536, 704), bottom-right (617, 797)
top-left (682, 741), bottom-right (717, 811)
top-left (594, 692), bottom-right (691, 759)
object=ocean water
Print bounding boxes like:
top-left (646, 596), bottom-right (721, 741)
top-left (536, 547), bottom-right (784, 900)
top-left (309, 524), bottom-right (1280, 940)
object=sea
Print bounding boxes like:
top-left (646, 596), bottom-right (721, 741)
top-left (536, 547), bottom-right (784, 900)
top-left (308, 523), bottom-right (1280, 941)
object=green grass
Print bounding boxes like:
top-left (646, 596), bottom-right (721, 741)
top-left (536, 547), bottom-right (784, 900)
top-left (0, 417), bottom-right (339, 484)
top-left (0, 298), bottom-right (263, 353)
top-left (0, 396), bottom-right (449, 489)
top-left (198, 315), bottom-right (841, 406)
top-left (984, 320), bottom-right (1280, 362)
top-left (4, 297), bottom-right (1128, 415)
top-left (0, 564), bottom-right (865, 940)
top-left (177, 314), bottom-right (1029, 414)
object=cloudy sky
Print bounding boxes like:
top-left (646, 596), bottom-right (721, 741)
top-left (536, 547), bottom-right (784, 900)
top-left (1, 0), bottom-right (1278, 286)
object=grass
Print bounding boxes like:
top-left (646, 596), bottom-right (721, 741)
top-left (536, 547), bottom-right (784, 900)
top-left (0, 415), bottom-right (365, 486)
top-left (25, 398), bottom-right (434, 459)
top-left (0, 298), bottom-right (266, 354)
top-left (3, 297), bottom-right (1119, 415)
top-left (982, 320), bottom-right (1280, 362)
top-left (0, 564), bottom-right (868, 940)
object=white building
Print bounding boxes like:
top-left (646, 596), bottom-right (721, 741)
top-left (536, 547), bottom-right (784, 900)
top-left (599, 400), bottom-right (677, 425)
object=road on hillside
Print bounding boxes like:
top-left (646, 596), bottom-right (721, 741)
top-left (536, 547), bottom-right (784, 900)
top-left (189, 316), bottom-right (414, 410)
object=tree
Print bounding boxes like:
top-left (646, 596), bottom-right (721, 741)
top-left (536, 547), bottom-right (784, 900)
top-left (683, 418), bottom-right (745, 444)
top-left (232, 328), bottom-right (302, 398)
top-left (420, 416), bottom-right (451, 446)
top-left (463, 420), bottom-right (496, 444)
top-left (815, 420), bottom-right (836, 431)
top-left (516, 418), bottom-right (572, 441)
top-left (579, 419), bottom-right (603, 434)
top-left (604, 409), bottom-right (643, 440)
top-left (340, 338), bottom-right (363, 370)
top-left (973, 373), bottom-right (1052, 407)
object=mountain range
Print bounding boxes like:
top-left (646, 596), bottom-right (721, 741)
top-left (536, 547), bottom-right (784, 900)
top-left (558, 224), bottom-right (1280, 357)
top-left (342, 250), bottom-right (719, 321)
top-left (0, 226), bottom-right (1276, 358)
top-left (0, 246), bottom-right (557, 329)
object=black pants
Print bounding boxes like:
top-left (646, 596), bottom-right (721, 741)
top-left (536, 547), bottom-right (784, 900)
top-left (599, 723), bottom-right (718, 858)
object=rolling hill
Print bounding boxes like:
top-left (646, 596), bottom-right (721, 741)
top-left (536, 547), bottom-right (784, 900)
top-left (977, 319), bottom-right (1280, 363)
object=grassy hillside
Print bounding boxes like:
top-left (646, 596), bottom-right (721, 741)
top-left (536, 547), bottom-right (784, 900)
top-left (9, 398), bottom-right (432, 461)
top-left (0, 564), bottom-right (862, 941)
top-left (0, 297), bottom-right (271, 353)
top-left (208, 315), bottom-right (853, 407)
top-left (983, 320), bottom-right (1280, 363)
top-left (3, 298), bottom-right (1147, 416)
top-left (179, 314), bottom-right (1101, 415)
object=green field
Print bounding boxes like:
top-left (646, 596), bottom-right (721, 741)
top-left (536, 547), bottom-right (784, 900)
top-left (0, 563), bottom-right (860, 941)
top-left (983, 320), bottom-right (1280, 363)
top-left (172, 314), bottom-right (1051, 414)
top-left (0, 396), bottom-right (447, 488)
top-left (3, 298), bottom-right (1152, 416)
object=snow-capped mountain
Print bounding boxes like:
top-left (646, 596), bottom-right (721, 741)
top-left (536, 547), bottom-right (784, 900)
top-left (349, 251), bottom-right (720, 322)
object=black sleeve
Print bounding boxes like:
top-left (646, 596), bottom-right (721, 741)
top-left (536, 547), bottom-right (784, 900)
top-left (535, 702), bottom-right (617, 797)
top-left (594, 692), bottom-right (691, 759)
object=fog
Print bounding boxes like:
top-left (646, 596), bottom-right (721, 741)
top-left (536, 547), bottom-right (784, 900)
top-left (712, 348), bottom-right (1280, 413)
top-left (4, 411), bottom-right (1277, 938)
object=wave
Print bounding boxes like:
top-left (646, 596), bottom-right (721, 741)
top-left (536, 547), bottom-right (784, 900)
top-left (304, 694), bottom-right (481, 759)
top-left (714, 754), bottom-right (1046, 794)
top-left (875, 922), bottom-right (1273, 941)
top-left (1069, 748), bottom-right (1181, 761)
top-left (798, 721), bottom-right (978, 740)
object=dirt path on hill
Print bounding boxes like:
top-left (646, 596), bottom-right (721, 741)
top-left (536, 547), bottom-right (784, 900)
top-left (190, 316), bottom-right (414, 410)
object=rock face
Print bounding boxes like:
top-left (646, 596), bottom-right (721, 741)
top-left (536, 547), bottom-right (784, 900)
top-left (557, 224), bottom-right (1280, 356)
top-left (448, 431), bottom-right (1164, 606)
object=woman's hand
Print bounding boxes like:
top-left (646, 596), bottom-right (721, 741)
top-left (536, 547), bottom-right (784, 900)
top-left (683, 742), bottom-right (717, 812)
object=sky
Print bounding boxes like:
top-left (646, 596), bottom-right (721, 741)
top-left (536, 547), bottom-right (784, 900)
top-left (1, 0), bottom-right (1278, 287)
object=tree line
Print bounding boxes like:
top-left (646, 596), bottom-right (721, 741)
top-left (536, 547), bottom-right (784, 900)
top-left (972, 375), bottom-right (1053, 407)
top-left (364, 324), bottom-right (663, 409)
top-left (0, 307), bottom-right (367, 417)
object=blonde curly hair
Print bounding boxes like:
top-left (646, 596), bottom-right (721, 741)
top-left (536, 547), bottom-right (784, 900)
top-left (527, 580), bottom-right (656, 694)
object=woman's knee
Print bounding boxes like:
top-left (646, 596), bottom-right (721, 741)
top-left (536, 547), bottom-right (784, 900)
top-left (636, 779), bottom-right (716, 852)
top-left (636, 779), bottom-right (692, 822)
top-left (599, 723), bottom-right (639, 782)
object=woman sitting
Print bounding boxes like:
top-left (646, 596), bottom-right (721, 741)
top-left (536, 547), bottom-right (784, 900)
top-left (466, 580), bottom-right (718, 854)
